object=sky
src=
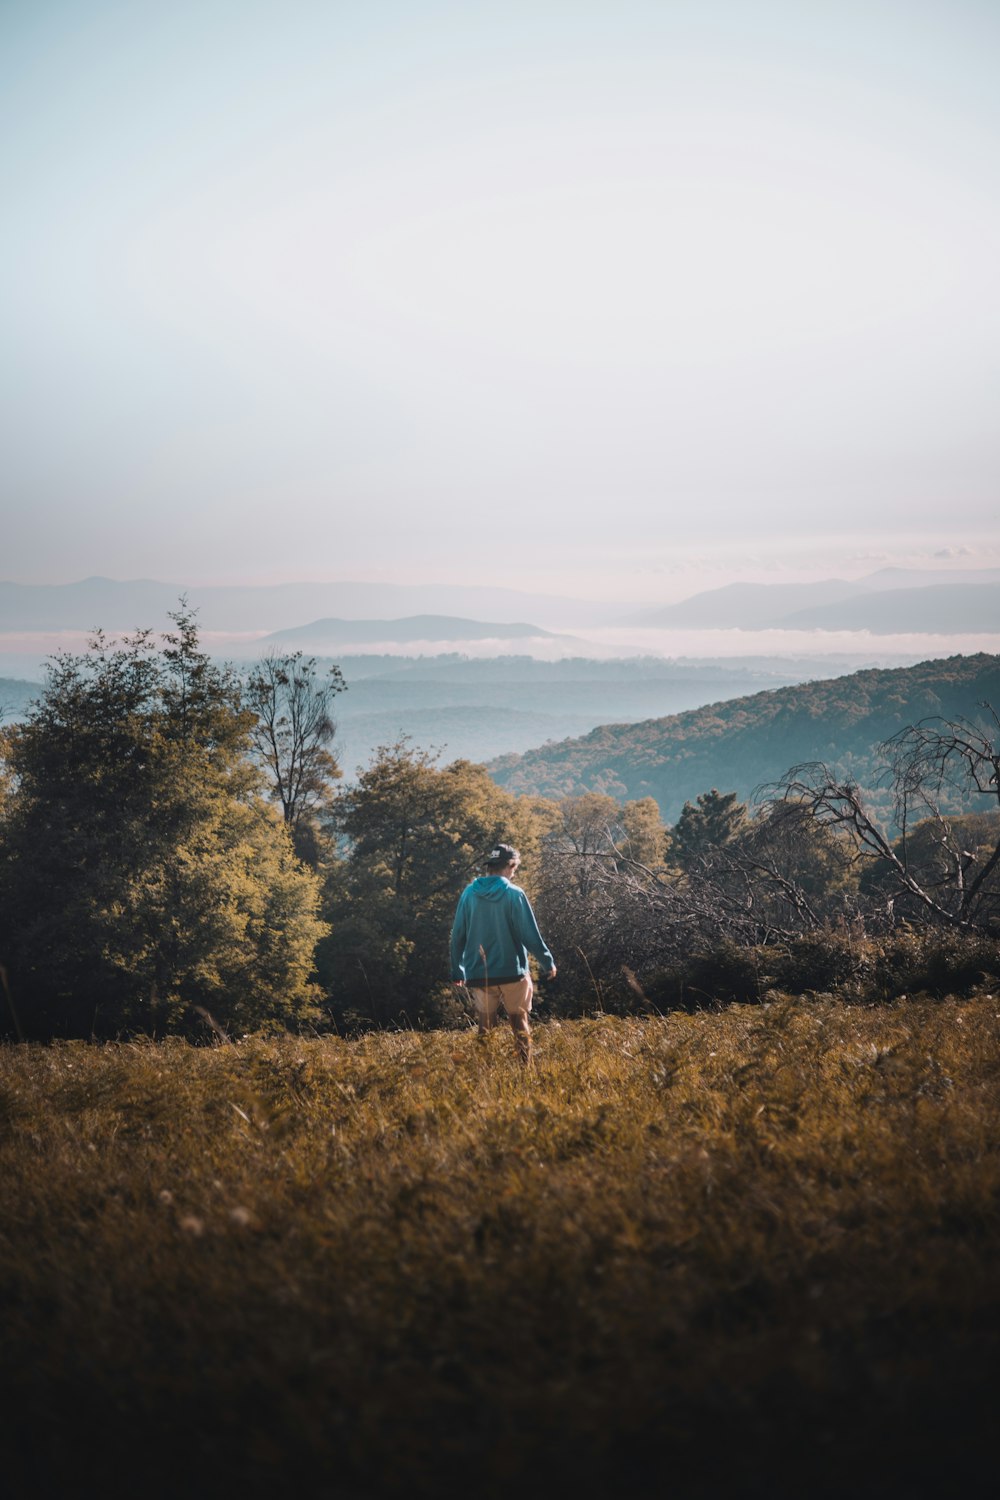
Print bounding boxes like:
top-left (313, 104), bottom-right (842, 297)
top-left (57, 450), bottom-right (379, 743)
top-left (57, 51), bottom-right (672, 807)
top-left (2, 0), bottom-right (999, 604)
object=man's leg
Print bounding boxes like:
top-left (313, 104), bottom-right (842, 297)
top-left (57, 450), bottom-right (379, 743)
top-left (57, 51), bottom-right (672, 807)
top-left (469, 985), bottom-right (501, 1035)
top-left (498, 978), bottom-right (534, 1066)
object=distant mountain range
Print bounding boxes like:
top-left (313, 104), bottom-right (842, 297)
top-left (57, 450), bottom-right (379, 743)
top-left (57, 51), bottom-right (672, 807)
top-left (260, 615), bottom-right (562, 651)
top-left (10, 651), bottom-right (995, 808)
top-left (2, 568), bottom-right (999, 639)
top-left (635, 568), bottom-right (1000, 632)
top-left (488, 653), bottom-right (1000, 823)
top-left (0, 577), bottom-right (622, 633)
top-left (780, 584), bottom-right (1000, 633)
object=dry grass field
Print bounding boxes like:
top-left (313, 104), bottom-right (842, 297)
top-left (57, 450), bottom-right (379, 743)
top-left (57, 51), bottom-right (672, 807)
top-left (3, 993), bottom-right (1000, 1498)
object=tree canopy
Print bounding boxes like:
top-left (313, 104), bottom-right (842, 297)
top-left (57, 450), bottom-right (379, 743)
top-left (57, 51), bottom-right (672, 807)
top-left (244, 650), bottom-right (345, 862)
top-left (318, 741), bottom-right (556, 1028)
top-left (0, 609), bottom-right (326, 1038)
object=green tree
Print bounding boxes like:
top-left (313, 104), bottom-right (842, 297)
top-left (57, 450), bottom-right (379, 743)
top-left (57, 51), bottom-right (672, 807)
top-left (0, 610), bottom-right (326, 1038)
top-left (671, 788), bottom-right (748, 870)
top-left (320, 741), bottom-right (554, 1027)
top-left (245, 651), bottom-right (345, 863)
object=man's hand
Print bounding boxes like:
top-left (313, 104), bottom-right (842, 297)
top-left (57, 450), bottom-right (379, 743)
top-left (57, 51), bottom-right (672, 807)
top-left (546, 966), bottom-right (557, 980)
top-left (453, 979), bottom-right (467, 989)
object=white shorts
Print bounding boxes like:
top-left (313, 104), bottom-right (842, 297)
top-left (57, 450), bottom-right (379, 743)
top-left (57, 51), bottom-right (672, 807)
top-left (468, 975), bottom-right (533, 1023)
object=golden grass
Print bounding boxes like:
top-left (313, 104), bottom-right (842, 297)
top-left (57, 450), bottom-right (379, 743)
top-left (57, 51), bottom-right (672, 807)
top-left (3, 996), bottom-right (1000, 1498)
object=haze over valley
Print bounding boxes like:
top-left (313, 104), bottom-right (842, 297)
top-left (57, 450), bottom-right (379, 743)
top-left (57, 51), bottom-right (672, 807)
top-left (2, 569), bottom-right (997, 777)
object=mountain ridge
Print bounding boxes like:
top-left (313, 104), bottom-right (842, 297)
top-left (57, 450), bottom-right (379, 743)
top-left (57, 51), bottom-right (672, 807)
top-left (634, 571), bottom-right (1000, 631)
top-left (260, 615), bottom-right (560, 648)
top-left (487, 652), bottom-right (1000, 823)
top-left (0, 578), bottom-right (624, 633)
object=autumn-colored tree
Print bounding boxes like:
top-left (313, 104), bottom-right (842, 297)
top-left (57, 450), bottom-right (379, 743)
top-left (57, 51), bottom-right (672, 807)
top-left (621, 796), bottom-right (668, 867)
top-left (0, 610), bottom-right (326, 1038)
top-left (319, 741), bottom-right (555, 1027)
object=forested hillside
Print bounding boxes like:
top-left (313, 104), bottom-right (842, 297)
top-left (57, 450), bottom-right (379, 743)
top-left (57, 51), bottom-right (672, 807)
top-left (489, 653), bottom-right (1000, 821)
top-left (328, 654), bottom-right (826, 775)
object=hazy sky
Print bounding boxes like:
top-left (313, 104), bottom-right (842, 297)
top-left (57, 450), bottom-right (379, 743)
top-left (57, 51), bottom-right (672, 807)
top-left (3, 0), bottom-right (999, 601)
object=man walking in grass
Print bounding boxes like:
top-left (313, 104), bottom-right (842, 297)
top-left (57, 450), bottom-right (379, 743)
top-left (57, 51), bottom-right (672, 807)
top-left (450, 844), bottom-right (556, 1065)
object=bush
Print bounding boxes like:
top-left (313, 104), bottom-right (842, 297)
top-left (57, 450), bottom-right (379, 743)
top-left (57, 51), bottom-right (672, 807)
top-left (646, 941), bottom-right (766, 1010)
top-left (869, 929), bottom-right (1000, 1000)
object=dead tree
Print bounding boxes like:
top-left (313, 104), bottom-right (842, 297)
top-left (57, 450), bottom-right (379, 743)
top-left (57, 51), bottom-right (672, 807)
top-left (776, 706), bottom-right (1000, 932)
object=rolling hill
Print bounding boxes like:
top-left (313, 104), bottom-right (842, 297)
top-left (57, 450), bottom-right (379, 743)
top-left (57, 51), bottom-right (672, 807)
top-left (2, 655), bottom-right (857, 773)
top-left (488, 653), bottom-right (1000, 822)
top-left (259, 615), bottom-right (564, 650)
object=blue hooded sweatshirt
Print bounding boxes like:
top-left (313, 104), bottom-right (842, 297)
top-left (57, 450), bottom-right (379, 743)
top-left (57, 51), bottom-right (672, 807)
top-left (450, 875), bottom-right (554, 986)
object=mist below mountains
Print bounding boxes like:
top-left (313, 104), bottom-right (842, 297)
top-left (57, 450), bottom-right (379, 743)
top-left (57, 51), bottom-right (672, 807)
top-left (2, 567), bottom-right (998, 644)
top-left (0, 652), bottom-right (934, 782)
top-left (2, 571), bottom-right (997, 775)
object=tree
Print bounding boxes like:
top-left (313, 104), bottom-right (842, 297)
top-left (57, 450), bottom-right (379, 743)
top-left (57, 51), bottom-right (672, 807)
top-left (549, 793), bottom-right (623, 897)
top-left (777, 707), bottom-right (1000, 932)
top-left (319, 741), bottom-right (555, 1027)
top-left (530, 786), bottom-right (854, 1011)
top-left (0, 609), bottom-right (326, 1038)
top-left (859, 809), bottom-right (1000, 924)
top-left (0, 727), bottom-right (13, 818)
top-left (528, 794), bottom-right (671, 1012)
top-left (244, 651), bottom-right (345, 862)
top-left (621, 797), bottom-right (667, 867)
top-left (702, 798), bottom-right (857, 938)
top-left (671, 789), bottom-right (747, 870)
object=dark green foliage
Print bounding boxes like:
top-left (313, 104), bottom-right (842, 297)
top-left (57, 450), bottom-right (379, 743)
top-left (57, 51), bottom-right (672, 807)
top-left (671, 787), bottom-right (747, 868)
top-left (648, 940), bottom-right (767, 1009)
top-left (647, 929), bottom-right (1000, 1011)
top-left (868, 928), bottom-right (1000, 1000)
top-left (0, 610), bottom-right (326, 1038)
top-left (764, 929), bottom-right (869, 993)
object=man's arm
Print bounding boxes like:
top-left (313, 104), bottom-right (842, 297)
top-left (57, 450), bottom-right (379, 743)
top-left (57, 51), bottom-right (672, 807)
top-left (513, 890), bottom-right (556, 978)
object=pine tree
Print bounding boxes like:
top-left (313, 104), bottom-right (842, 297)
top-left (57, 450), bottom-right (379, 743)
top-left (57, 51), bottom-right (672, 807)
top-left (671, 788), bottom-right (747, 870)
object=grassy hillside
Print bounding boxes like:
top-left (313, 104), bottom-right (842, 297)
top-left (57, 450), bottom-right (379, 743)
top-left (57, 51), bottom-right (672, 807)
top-left (489, 652), bottom-right (1000, 821)
top-left (3, 996), bottom-right (999, 1498)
